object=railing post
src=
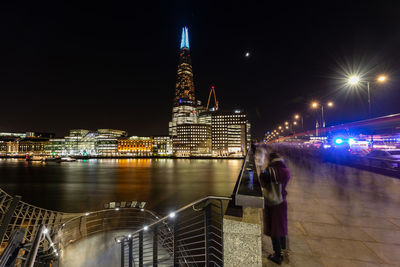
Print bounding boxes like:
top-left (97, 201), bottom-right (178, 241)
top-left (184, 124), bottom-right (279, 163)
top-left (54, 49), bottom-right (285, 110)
top-left (120, 240), bottom-right (125, 267)
top-left (128, 237), bottom-right (133, 267)
top-left (139, 231), bottom-right (143, 267)
top-left (204, 202), bottom-right (211, 266)
top-left (23, 224), bottom-right (44, 267)
top-left (173, 221), bottom-right (179, 266)
top-left (153, 226), bottom-right (158, 267)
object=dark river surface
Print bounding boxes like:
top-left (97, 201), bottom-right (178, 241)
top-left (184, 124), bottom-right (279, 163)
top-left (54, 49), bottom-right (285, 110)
top-left (0, 158), bottom-right (242, 214)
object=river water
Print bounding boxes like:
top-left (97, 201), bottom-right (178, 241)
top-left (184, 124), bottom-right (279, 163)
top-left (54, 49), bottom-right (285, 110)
top-left (0, 158), bottom-right (242, 214)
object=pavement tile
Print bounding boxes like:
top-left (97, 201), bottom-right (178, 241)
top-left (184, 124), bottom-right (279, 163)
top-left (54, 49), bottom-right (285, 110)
top-left (302, 222), bottom-right (374, 241)
top-left (306, 238), bottom-right (383, 263)
top-left (388, 218), bottom-right (400, 228)
top-left (364, 242), bottom-right (400, 264)
top-left (321, 257), bottom-right (396, 267)
top-left (333, 215), bottom-right (399, 230)
top-left (286, 235), bottom-right (312, 255)
top-left (262, 254), bottom-right (324, 267)
top-left (288, 211), bottom-right (340, 225)
top-left (287, 221), bottom-right (307, 236)
top-left (362, 227), bottom-right (400, 245)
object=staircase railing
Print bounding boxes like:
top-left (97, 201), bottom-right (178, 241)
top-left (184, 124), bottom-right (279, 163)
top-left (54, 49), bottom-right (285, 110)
top-left (116, 196), bottom-right (231, 267)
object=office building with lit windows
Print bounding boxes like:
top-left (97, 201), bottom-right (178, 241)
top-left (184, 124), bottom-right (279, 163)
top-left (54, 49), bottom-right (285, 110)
top-left (153, 136), bottom-right (173, 156)
top-left (173, 124), bottom-right (212, 157)
top-left (118, 136), bottom-right (153, 156)
top-left (199, 110), bottom-right (250, 157)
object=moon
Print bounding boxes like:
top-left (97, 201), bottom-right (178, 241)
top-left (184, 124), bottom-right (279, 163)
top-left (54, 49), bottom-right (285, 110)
top-left (245, 52), bottom-right (250, 57)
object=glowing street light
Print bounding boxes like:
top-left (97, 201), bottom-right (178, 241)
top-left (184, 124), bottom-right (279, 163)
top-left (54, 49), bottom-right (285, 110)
top-left (311, 101), bottom-right (334, 134)
top-left (293, 121), bottom-right (297, 125)
top-left (377, 75), bottom-right (386, 82)
top-left (347, 74), bottom-right (388, 117)
top-left (348, 75), bottom-right (360, 85)
top-left (294, 114), bottom-right (300, 120)
top-left (278, 126), bottom-right (282, 130)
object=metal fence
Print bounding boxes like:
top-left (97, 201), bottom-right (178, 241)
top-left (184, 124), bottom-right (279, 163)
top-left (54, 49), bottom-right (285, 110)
top-left (116, 196), bottom-right (231, 267)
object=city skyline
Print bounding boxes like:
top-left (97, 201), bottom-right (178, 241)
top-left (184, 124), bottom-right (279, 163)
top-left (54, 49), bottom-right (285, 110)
top-left (1, 1), bottom-right (400, 138)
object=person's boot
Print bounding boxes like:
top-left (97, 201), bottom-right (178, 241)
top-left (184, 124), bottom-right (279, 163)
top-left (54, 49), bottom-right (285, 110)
top-left (267, 253), bottom-right (283, 265)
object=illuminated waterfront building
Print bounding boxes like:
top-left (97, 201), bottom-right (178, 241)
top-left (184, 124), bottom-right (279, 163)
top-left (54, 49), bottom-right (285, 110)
top-left (45, 139), bottom-right (66, 156)
top-left (45, 129), bottom-right (127, 156)
top-left (173, 124), bottom-right (212, 157)
top-left (96, 129), bottom-right (127, 156)
top-left (199, 110), bottom-right (250, 156)
top-left (118, 136), bottom-right (153, 156)
top-left (0, 132), bottom-right (54, 156)
top-left (18, 139), bottom-right (48, 155)
top-left (169, 27), bottom-right (198, 137)
top-left (153, 136), bottom-right (173, 156)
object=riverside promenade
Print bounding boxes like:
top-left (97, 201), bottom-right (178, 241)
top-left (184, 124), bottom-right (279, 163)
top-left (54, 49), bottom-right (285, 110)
top-left (261, 155), bottom-right (400, 266)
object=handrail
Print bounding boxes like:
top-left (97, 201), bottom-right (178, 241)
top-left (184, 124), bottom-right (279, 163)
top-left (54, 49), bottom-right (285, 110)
top-left (128, 196), bottom-right (231, 236)
top-left (234, 149), bottom-right (251, 198)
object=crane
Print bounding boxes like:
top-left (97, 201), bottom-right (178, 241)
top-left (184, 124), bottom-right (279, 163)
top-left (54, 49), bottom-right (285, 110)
top-left (206, 85), bottom-right (219, 111)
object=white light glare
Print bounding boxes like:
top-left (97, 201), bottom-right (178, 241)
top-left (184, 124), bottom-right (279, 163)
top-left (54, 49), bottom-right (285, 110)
top-left (50, 242), bottom-right (54, 247)
top-left (348, 75), bottom-right (360, 85)
top-left (115, 208), bottom-right (119, 211)
top-left (128, 234), bottom-right (132, 238)
top-left (53, 249), bottom-right (57, 253)
top-left (143, 226), bottom-right (149, 231)
top-left (169, 212), bottom-right (176, 218)
top-left (43, 228), bottom-right (48, 234)
top-left (140, 208), bottom-right (144, 212)
top-left (85, 212), bottom-right (90, 216)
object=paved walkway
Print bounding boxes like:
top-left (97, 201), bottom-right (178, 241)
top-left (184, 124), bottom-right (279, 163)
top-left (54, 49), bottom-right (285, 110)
top-left (261, 156), bottom-right (400, 266)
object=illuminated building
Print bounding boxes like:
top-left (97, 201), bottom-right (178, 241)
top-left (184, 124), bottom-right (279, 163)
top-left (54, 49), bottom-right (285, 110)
top-left (0, 138), bottom-right (19, 155)
top-left (173, 124), bottom-right (212, 157)
top-left (45, 139), bottom-right (66, 156)
top-left (18, 139), bottom-right (48, 155)
top-left (169, 27), bottom-right (198, 136)
top-left (96, 129), bottom-right (127, 156)
top-left (199, 110), bottom-right (250, 156)
top-left (45, 129), bottom-right (127, 156)
top-left (118, 136), bottom-right (153, 156)
top-left (153, 136), bottom-right (173, 156)
top-left (64, 129), bottom-right (96, 155)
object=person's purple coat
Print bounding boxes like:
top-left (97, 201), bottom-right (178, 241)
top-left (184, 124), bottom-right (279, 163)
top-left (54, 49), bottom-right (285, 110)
top-left (260, 158), bottom-right (290, 237)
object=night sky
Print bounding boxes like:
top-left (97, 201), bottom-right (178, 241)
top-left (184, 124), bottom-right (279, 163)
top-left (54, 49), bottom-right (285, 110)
top-left (1, 1), bottom-right (400, 139)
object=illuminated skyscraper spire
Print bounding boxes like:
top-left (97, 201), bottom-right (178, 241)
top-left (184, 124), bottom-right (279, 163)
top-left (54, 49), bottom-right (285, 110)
top-left (169, 26), bottom-right (197, 136)
top-left (180, 26), bottom-right (190, 50)
top-left (174, 26), bottom-right (195, 106)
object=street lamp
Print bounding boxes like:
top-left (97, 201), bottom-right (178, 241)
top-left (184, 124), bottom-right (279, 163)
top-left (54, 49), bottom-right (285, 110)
top-left (347, 74), bottom-right (387, 117)
top-left (293, 114), bottom-right (304, 130)
top-left (311, 101), bottom-right (334, 136)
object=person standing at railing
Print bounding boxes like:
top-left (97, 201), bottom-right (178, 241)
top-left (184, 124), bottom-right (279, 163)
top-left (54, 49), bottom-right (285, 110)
top-left (259, 152), bottom-right (290, 265)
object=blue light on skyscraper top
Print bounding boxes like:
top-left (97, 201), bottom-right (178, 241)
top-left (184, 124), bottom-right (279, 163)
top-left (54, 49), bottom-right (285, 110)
top-left (180, 26), bottom-right (190, 49)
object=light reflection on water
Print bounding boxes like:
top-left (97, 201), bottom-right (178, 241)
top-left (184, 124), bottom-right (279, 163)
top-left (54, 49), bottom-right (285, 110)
top-left (0, 158), bottom-right (242, 214)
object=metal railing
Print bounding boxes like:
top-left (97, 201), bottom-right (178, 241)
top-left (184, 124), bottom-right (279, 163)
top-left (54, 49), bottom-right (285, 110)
top-left (116, 196), bottom-right (231, 267)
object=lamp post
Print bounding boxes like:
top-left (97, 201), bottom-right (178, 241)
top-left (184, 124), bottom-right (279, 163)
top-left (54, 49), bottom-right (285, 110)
top-left (347, 75), bottom-right (387, 117)
top-left (311, 101), bottom-right (334, 135)
top-left (294, 114), bottom-right (304, 131)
